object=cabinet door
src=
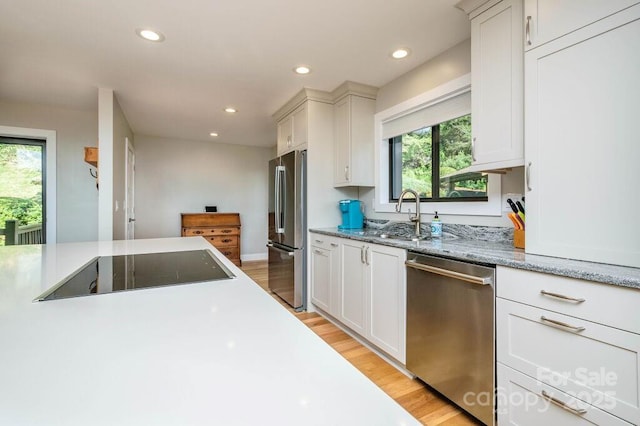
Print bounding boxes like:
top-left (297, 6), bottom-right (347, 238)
top-left (524, 0), bottom-right (639, 49)
top-left (524, 6), bottom-right (640, 268)
top-left (339, 240), bottom-right (366, 335)
top-left (471, 0), bottom-right (523, 168)
top-left (334, 96), bottom-right (351, 185)
top-left (366, 244), bottom-right (406, 363)
top-left (277, 115), bottom-right (293, 155)
top-left (310, 245), bottom-right (331, 312)
top-left (292, 103), bottom-right (308, 148)
top-left (497, 364), bottom-right (632, 425)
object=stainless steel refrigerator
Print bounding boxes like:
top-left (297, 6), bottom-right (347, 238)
top-left (267, 150), bottom-right (306, 310)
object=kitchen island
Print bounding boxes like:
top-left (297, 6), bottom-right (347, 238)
top-left (0, 237), bottom-right (419, 426)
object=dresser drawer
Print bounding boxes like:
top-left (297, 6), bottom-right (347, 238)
top-left (215, 246), bottom-right (239, 260)
top-left (182, 227), bottom-right (240, 237)
top-left (497, 266), bottom-right (640, 333)
top-left (497, 363), bottom-right (632, 425)
top-left (497, 298), bottom-right (640, 423)
top-left (204, 235), bottom-right (238, 248)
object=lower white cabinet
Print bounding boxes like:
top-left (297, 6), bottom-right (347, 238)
top-left (339, 239), bottom-right (407, 363)
top-left (496, 266), bottom-right (640, 424)
top-left (309, 234), bottom-right (340, 316)
top-left (309, 233), bottom-right (406, 364)
top-left (497, 364), bottom-right (632, 425)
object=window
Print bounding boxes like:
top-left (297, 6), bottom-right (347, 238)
top-left (388, 114), bottom-right (487, 202)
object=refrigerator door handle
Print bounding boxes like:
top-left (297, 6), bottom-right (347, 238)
top-left (275, 165), bottom-right (286, 234)
top-left (268, 243), bottom-right (295, 256)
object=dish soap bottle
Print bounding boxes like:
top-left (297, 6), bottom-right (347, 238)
top-left (431, 211), bottom-right (442, 238)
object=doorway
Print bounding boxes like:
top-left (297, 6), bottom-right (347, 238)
top-left (0, 136), bottom-right (46, 245)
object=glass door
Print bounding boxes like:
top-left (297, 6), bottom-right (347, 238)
top-left (0, 137), bottom-right (45, 245)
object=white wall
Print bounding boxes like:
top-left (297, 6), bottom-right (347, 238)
top-left (0, 99), bottom-right (98, 242)
top-left (98, 88), bottom-right (113, 241)
top-left (134, 135), bottom-right (273, 259)
top-left (364, 38), bottom-right (524, 227)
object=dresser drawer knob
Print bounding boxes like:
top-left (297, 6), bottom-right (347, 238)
top-left (222, 239), bottom-right (232, 243)
top-left (540, 316), bottom-right (585, 333)
top-left (194, 230), bottom-right (202, 235)
top-left (221, 230), bottom-right (232, 234)
top-left (540, 290), bottom-right (585, 303)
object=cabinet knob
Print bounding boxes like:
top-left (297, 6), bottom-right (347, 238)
top-left (222, 238), bottom-right (232, 243)
top-left (222, 229), bottom-right (232, 233)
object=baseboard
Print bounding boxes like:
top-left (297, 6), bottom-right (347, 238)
top-left (241, 253), bottom-right (268, 262)
top-left (311, 306), bottom-right (415, 379)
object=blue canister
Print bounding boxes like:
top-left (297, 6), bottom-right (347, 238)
top-left (430, 211), bottom-right (442, 238)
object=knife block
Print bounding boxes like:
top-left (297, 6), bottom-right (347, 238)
top-left (513, 229), bottom-right (525, 249)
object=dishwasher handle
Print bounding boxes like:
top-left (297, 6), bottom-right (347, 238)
top-left (405, 259), bottom-right (492, 285)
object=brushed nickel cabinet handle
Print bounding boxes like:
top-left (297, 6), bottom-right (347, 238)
top-left (365, 246), bottom-right (370, 265)
top-left (360, 246), bottom-right (365, 264)
top-left (315, 239), bottom-right (324, 244)
top-left (330, 243), bottom-right (338, 248)
top-left (314, 249), bottom-right (327, 256)
top-left (344, 165), bottom-right (349, 181)
top-left (526, 162), bottom-right (532, 191)
top-left (526, 16), bottom-right (532, 46)
top-left (540, 316), bottom-right (585, 332)
top-left (541, 391), bottom-right (587, 416)
top-left (540, 290), bottom-right (585, 303)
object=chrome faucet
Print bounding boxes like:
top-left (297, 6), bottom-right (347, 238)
top-left (396, 189), bottom-right (421, 237)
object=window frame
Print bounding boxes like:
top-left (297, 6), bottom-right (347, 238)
top-left (388, 116), bottom-right (488, 203)
top-left (373, 74), bottom-right (502, 216)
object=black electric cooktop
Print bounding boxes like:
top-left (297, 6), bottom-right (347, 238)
top-left (36, 250), bottom-right (235, 302)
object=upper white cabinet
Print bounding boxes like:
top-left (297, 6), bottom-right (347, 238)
top-left (276, 103), bottom-right (308, 155)
top-left (524, 3), bottom-right (640, 268)
top-left (332, 82), bottom-right (377, 187)
top-left (524, 0), bottom-right (640, 50)
top-left (468, 0), bottom-right (524, 171)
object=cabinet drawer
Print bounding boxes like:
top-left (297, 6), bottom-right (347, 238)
top-left (497, 266), bottom-right (640, 334)
top-left (204, 235), bottom-right (238, 248)
top-left (309, 233), bottom-right (339, 250)
top-left (497, 363), bottom-right (632, 425)
top-left (182, 227), bottom-right (239, 237)
top-left (497, 298), bottom-right (640, 423)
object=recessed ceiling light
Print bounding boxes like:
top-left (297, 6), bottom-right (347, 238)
top-left (294, 66), bottom-right (311, 75)
top-left (209, 132), bottom-right (219, 137)
top-left (224, 107), bottom-right (237, 113)
top-left (135, 28), bottom-right (165, 42)
top-left (391, 48), bottom-right (410, 59)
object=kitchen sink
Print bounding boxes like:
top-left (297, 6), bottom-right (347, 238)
top-left (378, 233), bottom-right (430, 242)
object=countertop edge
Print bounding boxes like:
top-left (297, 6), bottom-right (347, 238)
top-left (309, 228), bottom-right (640, 290)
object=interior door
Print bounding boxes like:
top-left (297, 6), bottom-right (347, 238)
top-left (125, 138), bottom-right (135, 240)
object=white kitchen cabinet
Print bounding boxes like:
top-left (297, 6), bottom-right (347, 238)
top-left (332, 82), bottom-right (377, 187)
top-left (497, 364), bottom-right (632, 425)
top-left (309, 233), bottom-right (340, 315)
top-left (524, 4), bottom-right (640, 268)
top-left (339, 238), bottom-right (406, 363)
top-left (468, 0), bottom-right (524, 171)
top-left (523, 0), bottom-right (640, 50)
top-left (365, 243), bottom-right (407, 363)
top-left (340, 239), bottom-right (368, 335)
top-left (496, 266), bottom-right (640, 424)
top-left (276, 103), bottom-right (308, 155)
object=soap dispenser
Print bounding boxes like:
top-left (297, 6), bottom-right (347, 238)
top-left (431, 211), bottom-right (442, 238)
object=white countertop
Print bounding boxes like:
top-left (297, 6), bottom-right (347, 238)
top-left (0, 237), bottom-right (419, 426)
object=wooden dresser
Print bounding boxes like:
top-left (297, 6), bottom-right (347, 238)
top-left (181, 213), bottom-right (241, 266)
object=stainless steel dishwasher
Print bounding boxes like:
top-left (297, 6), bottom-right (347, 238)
top-left (406, 252), bottom-right (495, 426)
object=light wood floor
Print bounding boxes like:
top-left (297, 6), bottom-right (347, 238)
top-left (241, 260), bottom-right (482, 426)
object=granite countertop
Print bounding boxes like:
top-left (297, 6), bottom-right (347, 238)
top-left (0, 237), bottom-right (419, 426)
top-left (310, 223), bottom-right (640, 290)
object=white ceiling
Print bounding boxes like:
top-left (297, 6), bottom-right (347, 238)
top-left (0, 0), bottom-right (471, 148)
